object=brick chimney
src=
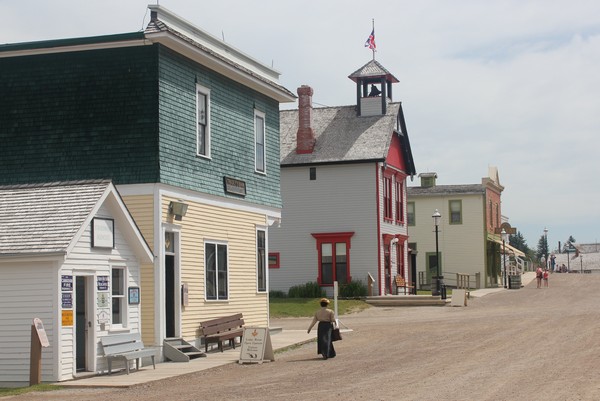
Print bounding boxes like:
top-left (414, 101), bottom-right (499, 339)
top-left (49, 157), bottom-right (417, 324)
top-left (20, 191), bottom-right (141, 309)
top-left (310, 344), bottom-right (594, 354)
top-left (296, 85), bottom-right (315, 154)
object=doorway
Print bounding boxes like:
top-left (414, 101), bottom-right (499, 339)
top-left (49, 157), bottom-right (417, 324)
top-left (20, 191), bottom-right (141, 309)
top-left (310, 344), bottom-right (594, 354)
top-left (75, 276), bottom-right (90, 372)
top-left (164, 231), bottom-right (177, 339)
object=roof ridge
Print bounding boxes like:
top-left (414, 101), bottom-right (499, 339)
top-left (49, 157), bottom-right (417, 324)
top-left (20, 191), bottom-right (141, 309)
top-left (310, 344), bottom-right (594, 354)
top-left (0, 179), bottom-right (112, 190)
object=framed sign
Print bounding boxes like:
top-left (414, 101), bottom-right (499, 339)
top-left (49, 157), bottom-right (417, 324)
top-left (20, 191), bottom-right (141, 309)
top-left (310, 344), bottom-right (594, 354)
top-left (223, 176), bottom-right (247, 196)
top-left (92, 218), bottom-right (114, 248)
top-left (239, 327), bottom-right (274, 364)
top-left (97, 275), bottom-right (109, 291)
top-left (62, 293), bottom-right (73, 309)
top-left (128, 287), bottom-right (140, 305)
top-left (61, 275), bottom-right (73, 291)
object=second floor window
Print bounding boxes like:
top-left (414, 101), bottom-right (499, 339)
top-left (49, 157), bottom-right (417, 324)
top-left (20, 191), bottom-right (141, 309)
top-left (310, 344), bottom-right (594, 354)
top-left (255, 111), bottom-right (266, 173)
top-left (450, 200), bottom-right (462, 224)
top-left (197, 86), bottom-right (210, 157)
top-left (384, 176), bottom-right (393, 220)
top-left (407, 202), bottom-right (415, 226)
top-left (395, 181), bottom-right (404, 223)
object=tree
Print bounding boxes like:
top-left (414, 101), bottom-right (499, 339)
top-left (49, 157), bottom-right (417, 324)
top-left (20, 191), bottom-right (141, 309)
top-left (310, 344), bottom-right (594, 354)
top-left (509, 231), bottom-right (531, 255)
top-left (536, 234), bottom-right (549, 262)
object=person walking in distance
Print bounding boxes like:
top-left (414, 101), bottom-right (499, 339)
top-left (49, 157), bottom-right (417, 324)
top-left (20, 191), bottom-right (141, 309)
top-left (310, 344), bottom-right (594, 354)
top-left (307, 298), bottom-right (336, 360)
top-left (536, 266), bottom-right (543, 288)
top-left (543, 269), bottom-right (549, 287)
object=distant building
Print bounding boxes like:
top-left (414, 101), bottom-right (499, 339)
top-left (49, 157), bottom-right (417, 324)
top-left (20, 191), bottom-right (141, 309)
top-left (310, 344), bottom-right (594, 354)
top-left (270, 59), bottom-right (416, 296)
top-left (407, 168), bottom-right (524, 289)
top-left (0, 5), bottom-right (294, 382)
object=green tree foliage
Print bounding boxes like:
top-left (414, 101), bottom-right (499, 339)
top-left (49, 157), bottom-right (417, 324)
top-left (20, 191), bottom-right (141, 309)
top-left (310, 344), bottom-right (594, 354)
top-left (509, 231), bottom-right (531, 254)
top-left (536, 234), bottom-right (549, 261)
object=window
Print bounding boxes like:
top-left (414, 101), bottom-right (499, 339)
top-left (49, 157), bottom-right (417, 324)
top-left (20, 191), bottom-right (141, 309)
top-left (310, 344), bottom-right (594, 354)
top-left (395, 180), bottom-right (404, 223)
top-left (309, 167), bottom-right (316, 180)
top-left (407, 202), bottom-right (415, 226)
top-left (205, 242), bottom-right (228, 300)
top-left (257, 229), bottom-right (266, 292)
top-left (312, 232), bottom-right (354, 286)
top-left (496, 204), bottom-right (500, 227)
top-left (383, 176), bottom-right (393, 220)
top-left (268, 252), bottom-right (280, 269)
top-left (197, 85), bottom-right (210, 157)
top-left (255, 110), bottom-right (266, 173)
top-left (449, 200), bottom-right (462, 224)
top-left (111, 267), bottom-right (126, 325)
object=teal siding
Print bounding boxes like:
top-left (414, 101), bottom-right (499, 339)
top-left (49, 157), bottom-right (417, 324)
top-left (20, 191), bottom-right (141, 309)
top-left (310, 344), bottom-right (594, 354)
top-left (0, 46), bottom-right (160, 185)
top-left (157, 47), bottom-right (282, 208)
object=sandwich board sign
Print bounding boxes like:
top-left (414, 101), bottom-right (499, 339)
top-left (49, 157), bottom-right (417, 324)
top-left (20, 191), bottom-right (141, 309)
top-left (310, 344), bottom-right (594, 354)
top-left (239, 327), bottom-right (274, 364)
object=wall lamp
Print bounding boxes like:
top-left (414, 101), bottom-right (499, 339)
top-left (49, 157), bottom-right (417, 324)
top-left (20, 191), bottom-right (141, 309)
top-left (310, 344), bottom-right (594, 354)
top-left (168, 200), bottom-right (189, 221)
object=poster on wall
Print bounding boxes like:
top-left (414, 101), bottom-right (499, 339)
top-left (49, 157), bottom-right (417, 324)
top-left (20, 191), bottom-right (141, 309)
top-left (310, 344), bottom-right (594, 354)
top-left (97, 276), bottom-right (109, 291)
top-left (92, 217), bottom-right (114, 248)
top-left (61, 275), bottom-right (73, 292)
top-left (97, 293), bottom-right (109, 308)
top-left (128, 287), bottom-right (140, 305)
top-left (62, 293), bottom-right (73, 309)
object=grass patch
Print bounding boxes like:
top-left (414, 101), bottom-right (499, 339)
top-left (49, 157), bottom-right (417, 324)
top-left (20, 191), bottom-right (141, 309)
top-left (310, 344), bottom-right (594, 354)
top-left (0, 384), bottom-right (62, 396)
top-left (270, 298), bottom-right (370, 318)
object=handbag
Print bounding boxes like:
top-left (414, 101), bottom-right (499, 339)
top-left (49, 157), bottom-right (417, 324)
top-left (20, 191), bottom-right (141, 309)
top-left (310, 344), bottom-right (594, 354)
top-left (332, 328), bottom-right (342, 341)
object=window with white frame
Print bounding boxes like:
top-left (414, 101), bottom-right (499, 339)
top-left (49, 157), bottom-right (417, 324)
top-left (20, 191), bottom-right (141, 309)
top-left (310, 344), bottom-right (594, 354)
top-left (197, 85), bottom-right (210, 157)
top-left (257, 229), bottom-right (267, 292)
top-left (255, 110), bottom-right (266, 173)
top-left (407, 202), bottom-right (416, 226)
top-left (449, 199), bottom-right (462, 224)
top-left (205, 241), bottom-right (228, 300)
top-left (111, 267), bottom-right (126, 325)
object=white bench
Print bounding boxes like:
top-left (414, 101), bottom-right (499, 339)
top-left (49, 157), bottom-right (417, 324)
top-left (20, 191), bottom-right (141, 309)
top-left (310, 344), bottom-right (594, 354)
top-left (100, 333), bottom-right (157, 374)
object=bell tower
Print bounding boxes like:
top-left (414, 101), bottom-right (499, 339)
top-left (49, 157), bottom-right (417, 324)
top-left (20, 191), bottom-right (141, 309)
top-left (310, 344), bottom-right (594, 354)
top-left (348, 60), bottom-right (399, 117)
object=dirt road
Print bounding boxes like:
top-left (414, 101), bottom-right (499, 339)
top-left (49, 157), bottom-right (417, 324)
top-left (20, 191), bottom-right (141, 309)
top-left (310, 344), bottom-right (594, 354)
top-left (8, 273), bottom-right (600, 401)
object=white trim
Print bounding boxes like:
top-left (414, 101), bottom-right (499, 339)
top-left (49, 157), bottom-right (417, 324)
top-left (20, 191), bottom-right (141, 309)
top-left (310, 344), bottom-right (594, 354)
top-left (0, 39), bottom-right (150, 59)
top-left (110, 265), bottom-right (128, 329)
top-left (254, 110), bottom-right (266, 174)
top-left (203, 239), bottom-right (229, 302)
top-left (196, 84), bottom-right (211, 159)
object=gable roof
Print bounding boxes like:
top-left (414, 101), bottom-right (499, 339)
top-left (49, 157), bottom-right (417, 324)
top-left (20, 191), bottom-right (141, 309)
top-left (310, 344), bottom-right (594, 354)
top-left (0, 180), bottom-right (152, 261)
top-left (280, 103), bottom-right (403, 166)
top-left (407, 184), bottom-right (486, 196)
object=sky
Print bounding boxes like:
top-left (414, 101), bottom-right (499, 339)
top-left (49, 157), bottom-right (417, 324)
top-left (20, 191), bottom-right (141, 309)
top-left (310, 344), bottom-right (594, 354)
top-left (2, 0), bottom-right (599, 251)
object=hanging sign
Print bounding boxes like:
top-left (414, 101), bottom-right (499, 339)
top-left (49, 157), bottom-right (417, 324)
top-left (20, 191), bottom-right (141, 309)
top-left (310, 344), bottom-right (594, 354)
top-left (239, 327), bottom-right (274, 364)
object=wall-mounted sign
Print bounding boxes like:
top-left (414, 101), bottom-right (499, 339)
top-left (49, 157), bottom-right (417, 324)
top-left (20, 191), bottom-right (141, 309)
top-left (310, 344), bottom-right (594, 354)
top-left (128, 287), bottom-right (140, 305)
top-left (97, 276), bottom-right (109, 291)
top-left (224, 176), bottom-right (247, 196)
top-left (92, 217), bottom-right (114, 248)
top-left (62, 293), bottom-right (73, 309)
top-left (97, 293), bottom-right (109, 308)
top-left (97, 309), bottom-right (110, 324)
top-left (61, 310), bottom-right (74, 327)
top-left (61, 275), bottom-right (73, 292)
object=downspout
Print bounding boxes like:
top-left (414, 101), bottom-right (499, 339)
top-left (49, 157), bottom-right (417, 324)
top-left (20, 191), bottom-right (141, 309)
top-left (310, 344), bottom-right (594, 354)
top-left (375, 163), bottom-right (382, 295)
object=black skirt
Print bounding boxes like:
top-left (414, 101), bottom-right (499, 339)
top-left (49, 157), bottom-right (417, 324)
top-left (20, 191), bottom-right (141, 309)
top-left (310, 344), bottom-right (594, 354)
top-left (317, 321), bottom-right (336, 358)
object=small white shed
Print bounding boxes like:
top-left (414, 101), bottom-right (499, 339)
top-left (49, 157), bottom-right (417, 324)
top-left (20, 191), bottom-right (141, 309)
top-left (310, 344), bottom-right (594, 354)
top-left (0, 181), bottom-right (153, 386)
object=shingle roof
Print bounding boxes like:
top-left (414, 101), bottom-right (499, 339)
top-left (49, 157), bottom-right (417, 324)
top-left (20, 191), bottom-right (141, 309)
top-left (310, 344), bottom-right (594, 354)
top-left (280, 103), bottom-right (401, 166)
top-left (407, 184), bottom-right (485, 196)
top-left (0, 180), bottom-right (110, 256)
top-left (348, 60), bottom-right (399, 83)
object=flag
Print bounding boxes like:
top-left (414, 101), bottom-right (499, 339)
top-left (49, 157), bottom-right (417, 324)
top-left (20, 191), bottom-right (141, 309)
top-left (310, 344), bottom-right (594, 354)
top-left (365, 29), bottom-right (376, 50)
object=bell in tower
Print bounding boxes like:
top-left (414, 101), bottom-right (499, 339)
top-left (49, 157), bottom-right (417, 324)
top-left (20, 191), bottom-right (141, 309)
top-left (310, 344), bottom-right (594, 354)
top-left (348, 59), bottom-right (399, 117)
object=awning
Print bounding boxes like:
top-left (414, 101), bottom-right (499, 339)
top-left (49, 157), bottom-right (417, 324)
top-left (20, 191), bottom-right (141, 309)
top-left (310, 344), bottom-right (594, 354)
top-left (488, 235), bottom-right (526, 258)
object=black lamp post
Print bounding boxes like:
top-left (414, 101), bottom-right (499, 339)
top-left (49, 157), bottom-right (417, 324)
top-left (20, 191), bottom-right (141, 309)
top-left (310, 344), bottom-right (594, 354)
top-left (543, 227), bottom-right (548, 269)
top-left (432, 209), bottom-right (442, 297)
top-left (501, 228), bottom-right (508, 288)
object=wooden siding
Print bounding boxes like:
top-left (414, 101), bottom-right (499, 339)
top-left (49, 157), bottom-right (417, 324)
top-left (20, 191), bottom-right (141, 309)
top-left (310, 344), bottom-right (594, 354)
top-left (161, 196), bottom-right (268, 340)
top-left (157, 46), bottom-right (282, 208)
top-left (0, 262), bottom-right (57, 385)
top-left (0, 45), bottom-right (160, 186)
top-left (407, 193), bottom-right (487, 286)
top-left (121, 195), bottom-right (156, 346)
top-left (269, 164), bottom-right (379, 295)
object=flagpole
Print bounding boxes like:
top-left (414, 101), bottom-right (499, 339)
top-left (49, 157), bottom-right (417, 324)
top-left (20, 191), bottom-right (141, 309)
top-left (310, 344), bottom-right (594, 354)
top-left (372, 18), bottom-right (375, 61)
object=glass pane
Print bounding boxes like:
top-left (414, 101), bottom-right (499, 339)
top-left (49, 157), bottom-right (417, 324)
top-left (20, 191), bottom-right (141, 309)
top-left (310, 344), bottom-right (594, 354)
top-left (321, 243), bottom-right (333, 284)
top-left (217, 244), bottom-right (228, 299)
top-left (165, 232), bottom-right (175, 253)
top-left (335, 243), bottom-right (348, 284)
top-left (112, 269), bottom-right (123, 296)
top-left (198, 93), bottom-right (206, 124)
top-left (205, 243), bottom-right (216, 299)
top-left (255, 115), bottom-right (265, 171)
top-left (198, 125), bottom-right (206, 155)
top-left (112, 298), bottom-right (122, 324)
top-left (257, 231), bottom-right (266, 291)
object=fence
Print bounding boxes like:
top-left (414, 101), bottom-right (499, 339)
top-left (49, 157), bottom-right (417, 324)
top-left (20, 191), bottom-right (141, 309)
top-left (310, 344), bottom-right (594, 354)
top-left (418, 271), bottom-right (481, 290)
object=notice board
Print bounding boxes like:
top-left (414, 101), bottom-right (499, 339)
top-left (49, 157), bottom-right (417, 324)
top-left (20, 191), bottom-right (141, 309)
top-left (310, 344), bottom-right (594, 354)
top-left (238, 327), bottom-right (274, 364)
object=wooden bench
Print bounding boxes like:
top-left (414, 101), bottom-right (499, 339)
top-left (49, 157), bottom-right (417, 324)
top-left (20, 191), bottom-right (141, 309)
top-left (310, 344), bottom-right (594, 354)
top-left (199, 313), bottom-right (244, 352)
top-left (100, 333), bottom-right (157, 374)
top-left (395, 275), bottom-right (415, 295)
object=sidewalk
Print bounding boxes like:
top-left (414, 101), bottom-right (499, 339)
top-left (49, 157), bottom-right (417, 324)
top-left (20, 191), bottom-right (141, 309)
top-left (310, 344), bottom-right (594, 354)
top-left (469, 271), bottom-right (536, 297)
top-left (60, 329), bottom-right (316, 388)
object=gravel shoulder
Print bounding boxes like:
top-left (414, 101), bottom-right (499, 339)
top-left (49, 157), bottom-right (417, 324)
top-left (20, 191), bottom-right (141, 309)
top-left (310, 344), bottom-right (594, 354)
top-left (7, 273), bottom-right (600, 401)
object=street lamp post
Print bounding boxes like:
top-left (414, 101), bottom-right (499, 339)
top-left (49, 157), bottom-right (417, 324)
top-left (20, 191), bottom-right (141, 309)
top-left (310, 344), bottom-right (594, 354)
top-left (501, 228), bottom-right (508, 288)
top-left (432, 210), bottom-right (443, 298)
top-left (580, 254), bottom-right (583, 274)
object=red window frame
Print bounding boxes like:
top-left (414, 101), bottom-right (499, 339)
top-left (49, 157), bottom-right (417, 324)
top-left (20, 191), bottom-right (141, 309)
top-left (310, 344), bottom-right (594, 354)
top-left (311, 232), bottom-right (354, 286)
